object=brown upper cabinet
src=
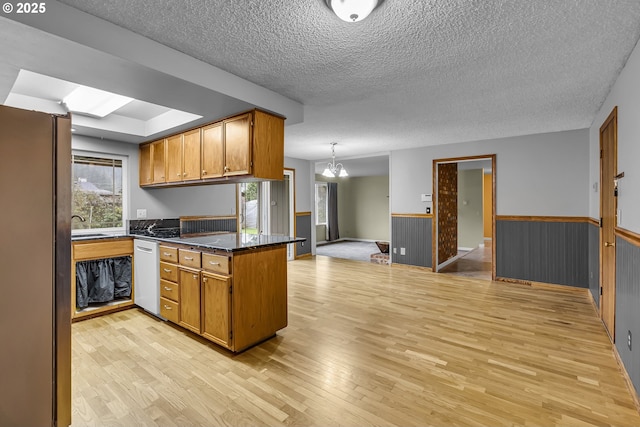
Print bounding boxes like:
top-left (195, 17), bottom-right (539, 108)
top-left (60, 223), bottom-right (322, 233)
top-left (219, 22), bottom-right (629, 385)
top-left (166, 129), bottom-right (202, 183)
top-left (151, 139), bottom-right (166, 184)
top-left (139, 143), bottom-right (152, 186)
top-left (139, 109), bottom-right (285, 187)
top-left (201, 122), bottom-right (224, 178)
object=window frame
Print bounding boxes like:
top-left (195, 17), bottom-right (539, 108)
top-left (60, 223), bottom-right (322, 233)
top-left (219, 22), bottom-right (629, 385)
top-left (71, 150), bottom-right (128, 235)
top-left (315, 182), bottom-right (328, 226)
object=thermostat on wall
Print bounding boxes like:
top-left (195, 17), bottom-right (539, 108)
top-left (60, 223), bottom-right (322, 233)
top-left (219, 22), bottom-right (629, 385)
top-left (421, 194), bottom-right (432, 202)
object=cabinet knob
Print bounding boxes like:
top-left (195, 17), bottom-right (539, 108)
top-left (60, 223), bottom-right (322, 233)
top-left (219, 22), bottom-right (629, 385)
top-left (177, 173), bottom-right (181, 177)
top-left (224, 166), bottom-right (230, 172)
top-left (203, 277), bottom-right (208, 282)
top-left (202, 170), bottom-right (207, 175)
top-left (183, 172), bottom-right (187, 176)
top-left (193, 274), bottom-right (198, 279)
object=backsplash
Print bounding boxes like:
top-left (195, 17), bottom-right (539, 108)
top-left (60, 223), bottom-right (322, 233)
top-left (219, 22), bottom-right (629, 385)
top-left (128, 218), bottom-right (180, 238)
top-left (129, 216), bottom-right (237, 238)
top-left (181, 216), bottom-right (237, 236)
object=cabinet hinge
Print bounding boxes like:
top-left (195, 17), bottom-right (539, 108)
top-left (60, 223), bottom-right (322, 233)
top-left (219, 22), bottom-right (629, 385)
top-left (229, 285), bottom-right (233, 294)
top-left (600, 217), bottom-right (603, 228)
top-left (600, 149), bottom-right (603, 159)
top-left (250, 121), bottom-right (254, 126)
top-left (229, 330), bottom-right (233, 340)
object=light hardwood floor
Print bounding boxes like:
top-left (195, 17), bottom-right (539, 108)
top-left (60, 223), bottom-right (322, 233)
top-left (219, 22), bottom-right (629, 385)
top-left (71, 256), bottom-right (640, 426)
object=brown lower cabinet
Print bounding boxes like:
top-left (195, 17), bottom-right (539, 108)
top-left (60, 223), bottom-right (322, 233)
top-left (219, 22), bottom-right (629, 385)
top-left (158, 243), bottom-right (287, 352)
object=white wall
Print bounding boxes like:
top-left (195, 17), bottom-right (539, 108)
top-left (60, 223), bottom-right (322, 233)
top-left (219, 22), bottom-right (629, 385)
top-left (390, 129), bottom-right (589, 216)
top-left (284, 156), bottom-right (313, 213)
top-left (72, 135), bottom-right (236, 220)
top-left (458, 169), bottom-right (484, 249)
top-left (590, 37), bottom-right (640, 233)
top-left (343, 176), bottom-right (390, 241)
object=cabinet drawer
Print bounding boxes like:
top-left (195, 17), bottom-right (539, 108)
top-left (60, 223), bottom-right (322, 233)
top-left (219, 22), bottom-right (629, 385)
top-left (159, 246), bottom-right (178, 262)
top-left (160, 262), bottom-right (178, 282)
top-left (160, 297), bottom-right (179, 323)
top-left (202, 253), bottom-right (230, 275)
top-left (160, 279), bottom-right (179, 302)
top-left (179, 249), bottom-right (201, 268)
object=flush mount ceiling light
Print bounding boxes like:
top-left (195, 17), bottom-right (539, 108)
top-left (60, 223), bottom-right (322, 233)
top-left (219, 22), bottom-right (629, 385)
top-left (324, 0), bottom-right (383, 22)
top-left (62, 86), bottom-right (133, 118)
top-left (322, 142), bottom-right (349, 177)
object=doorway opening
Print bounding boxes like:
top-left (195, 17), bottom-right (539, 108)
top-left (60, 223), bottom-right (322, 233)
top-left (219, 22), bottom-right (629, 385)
top-left (238, 169), bottom-right (296, 260)
top-left (433, 155), bottom-right (496, 280)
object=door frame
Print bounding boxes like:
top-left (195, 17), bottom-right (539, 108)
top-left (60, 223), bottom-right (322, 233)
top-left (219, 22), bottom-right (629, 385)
top-left (599, 106), bottom-right (618, 340)
top-left (284, 168), bottom-right (296, 260)
top-left (432, 154), bottom-right (496, 280)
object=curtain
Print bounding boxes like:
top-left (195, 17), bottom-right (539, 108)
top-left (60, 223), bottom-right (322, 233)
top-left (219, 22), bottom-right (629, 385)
top-left (327, 182), bottom-right (340, 241)
top-left (76, 256), bottom-right (132, 308)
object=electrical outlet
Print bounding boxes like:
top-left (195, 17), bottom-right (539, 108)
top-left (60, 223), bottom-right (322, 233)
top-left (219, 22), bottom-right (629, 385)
top-left (136, 208), bottom-right (147, 219)
top-left (400, 247), bottom-right (406, 255)
top-left (628, 330), bottom-right (632, 351)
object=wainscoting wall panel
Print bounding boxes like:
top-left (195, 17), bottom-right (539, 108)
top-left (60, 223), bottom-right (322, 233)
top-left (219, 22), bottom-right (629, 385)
top-left (295, 212), bottom-right (312, 258)
top-left (615, 235), bottom-right (640, 395)
top-left (391, 215), bottom-right (432, 268)
top-left (589, 221), bottom-right (600, 308)
top-left (496, 218), bottom-right (589, 287)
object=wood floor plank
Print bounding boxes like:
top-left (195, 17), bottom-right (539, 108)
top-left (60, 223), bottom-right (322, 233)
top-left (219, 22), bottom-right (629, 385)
top-left (70, 255), bottom-right (640, 426)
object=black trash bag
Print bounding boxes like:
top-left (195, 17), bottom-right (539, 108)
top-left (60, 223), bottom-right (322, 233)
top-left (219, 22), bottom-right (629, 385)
top-left (112, 256), bottom-right (132, 299)
top-left (87, 258), bottom-right (115, 304)
top-left (75, 256), bottom-right (132, 309)
top-left (75, 261), bottom-right (90, 309)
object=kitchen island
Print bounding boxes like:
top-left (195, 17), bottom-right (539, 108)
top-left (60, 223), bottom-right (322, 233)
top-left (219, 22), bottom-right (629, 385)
top-left (152, 233), bottom-right (303, 352)
top-left (72, 232), bottom-right (303, 352)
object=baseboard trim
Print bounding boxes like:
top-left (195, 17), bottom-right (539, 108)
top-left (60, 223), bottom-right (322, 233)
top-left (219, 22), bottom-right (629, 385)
top-left (391, 263), bottom-right (432, 272)
top-left (612, 342), bottom-right (640, 416)
top-left (495, 276), bottom-right (588, 293)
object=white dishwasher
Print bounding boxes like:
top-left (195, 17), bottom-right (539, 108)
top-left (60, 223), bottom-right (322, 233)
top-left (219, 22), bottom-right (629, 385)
top-left (134, 239), bottom-right (161, 317)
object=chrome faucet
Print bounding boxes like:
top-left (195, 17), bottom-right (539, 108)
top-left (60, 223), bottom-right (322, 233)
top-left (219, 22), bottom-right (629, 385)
top-left (71, 214), bottom-right (86, 222)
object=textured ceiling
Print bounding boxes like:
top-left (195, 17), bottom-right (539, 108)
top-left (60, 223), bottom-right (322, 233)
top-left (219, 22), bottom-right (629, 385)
top-left (12, 1), bottom-right (640, 164)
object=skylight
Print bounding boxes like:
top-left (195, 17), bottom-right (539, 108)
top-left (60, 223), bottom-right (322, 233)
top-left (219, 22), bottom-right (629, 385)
top-left (4, 70), bottom-right (202, 139)
top-left (62, 86), bottom-right (133, 118)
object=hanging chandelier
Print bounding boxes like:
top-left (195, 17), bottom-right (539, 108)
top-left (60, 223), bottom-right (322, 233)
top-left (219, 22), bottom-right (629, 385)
top-left (322, 142), bottom-right (349, 177)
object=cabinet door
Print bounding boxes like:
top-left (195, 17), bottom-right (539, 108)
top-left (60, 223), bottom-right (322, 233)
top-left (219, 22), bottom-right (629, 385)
top-left (182, 129), bottom-right (201, 181)
top-left (201, 122), bottom-right (224, 178)
top-left (201, 272), bottom-right (231, 348)
top-left (223, 113), bottom-right (252, 176)
top-left (166, 134), bottom-right (183, 183)
top-left (151, 139), bottom-right (166, 184)
top-left (139, 143), bottom-right (152, 186)
top-left (179, 268), bottom-right (201, 334)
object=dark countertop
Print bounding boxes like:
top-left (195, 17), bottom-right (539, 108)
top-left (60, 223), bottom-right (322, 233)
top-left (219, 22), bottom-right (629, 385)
top-left (72, 232), bottom-right (305, 252)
